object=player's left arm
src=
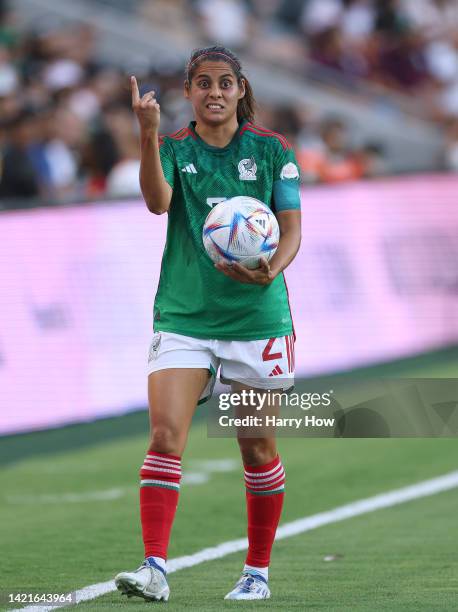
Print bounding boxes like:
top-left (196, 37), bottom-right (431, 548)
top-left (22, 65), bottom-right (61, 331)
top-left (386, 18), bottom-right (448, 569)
top-left (266, 209), bottom-right (301, 277)
top-left (216, 210), bottom-right (301, 285)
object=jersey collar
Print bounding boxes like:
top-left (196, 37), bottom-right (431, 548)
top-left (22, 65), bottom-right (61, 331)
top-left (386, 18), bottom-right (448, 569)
top-left (188, 120), bottom-right (247, 153)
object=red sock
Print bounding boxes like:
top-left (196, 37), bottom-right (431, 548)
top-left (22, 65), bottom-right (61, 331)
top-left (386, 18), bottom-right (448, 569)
top-left (244, 455), bottom-right (285, 567)
top-left (139, 451), bottom-right (182, 559)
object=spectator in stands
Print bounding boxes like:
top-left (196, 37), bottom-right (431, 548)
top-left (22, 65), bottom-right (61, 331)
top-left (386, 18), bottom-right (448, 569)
top-left (356, 141), bottom-right (388, 177)
top-left (104, 103), bottom-right (141, 197)
top-left (376, 30), bottom-right (430, 90)
top-left (310, 25), bottom-right (370, 78)
top-left (43, 105), bottom-right (82, 199)
top-left (0, 107), bottom-right (46, 199)
top-left (80, 126), bottom-right (119, 198)
top-left (297, 116), bottom-right (365, 184)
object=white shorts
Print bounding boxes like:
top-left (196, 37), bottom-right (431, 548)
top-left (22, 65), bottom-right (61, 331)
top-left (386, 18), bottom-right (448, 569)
top-left (147, 331), bottom-right (295, 403)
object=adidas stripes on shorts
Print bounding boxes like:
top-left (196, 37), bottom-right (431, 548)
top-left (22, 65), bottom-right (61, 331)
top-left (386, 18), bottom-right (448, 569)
top-left (147, 331), bottom-right (295, 403)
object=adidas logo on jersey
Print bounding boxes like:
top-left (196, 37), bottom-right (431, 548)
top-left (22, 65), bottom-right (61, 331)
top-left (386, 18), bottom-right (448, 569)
top-left (268, 365), bottom-right (284, 377)
top-left (181, 163), bottom-right (197, 174)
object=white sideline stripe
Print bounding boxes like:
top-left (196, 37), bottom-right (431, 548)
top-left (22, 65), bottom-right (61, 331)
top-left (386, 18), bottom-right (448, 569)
top-left (6, 489), bottom-right (125, 505)
top-left (11, 470), bottom-right (458, 612)
top-left (5, 462), bottom-right (239, 506)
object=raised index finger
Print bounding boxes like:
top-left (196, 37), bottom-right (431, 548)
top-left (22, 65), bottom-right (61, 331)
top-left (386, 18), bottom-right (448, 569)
top-left (131, 76), bottom-right (140, 105)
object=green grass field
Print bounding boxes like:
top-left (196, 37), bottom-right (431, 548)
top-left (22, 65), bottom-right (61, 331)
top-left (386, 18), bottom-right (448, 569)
top-left (1, 350), bottom-right (457, 611)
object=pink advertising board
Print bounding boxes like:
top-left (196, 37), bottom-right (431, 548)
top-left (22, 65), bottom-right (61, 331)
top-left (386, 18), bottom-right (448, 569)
top-left (1, 174), bottom-right (458, 434)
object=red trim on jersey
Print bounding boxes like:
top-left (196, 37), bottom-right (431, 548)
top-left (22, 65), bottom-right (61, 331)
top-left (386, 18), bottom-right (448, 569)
top-left (240, 123), bottom-right (290, 150)
top-left (171, 128), bottom-right (192, 141)
top-left (250, 123), bottom-right (291, 149)
top-left (181, 126), bottom-right (197, 140)
top-left (241, 126), bottom-right (289, 151)
top-left (160, 127), bottom-right (196, 143)
top-left (282, 272), bottom-right (296, 342)
top-left (170, 127), bottom-right (188, 139)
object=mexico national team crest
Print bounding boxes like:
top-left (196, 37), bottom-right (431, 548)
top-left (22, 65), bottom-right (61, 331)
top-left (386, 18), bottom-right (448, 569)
top-left (238, 157), bottom-right (257, 181)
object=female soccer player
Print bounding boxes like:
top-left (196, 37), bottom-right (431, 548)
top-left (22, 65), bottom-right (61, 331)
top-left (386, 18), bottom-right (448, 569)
top-left (115, 46), bottom-right (301, 602)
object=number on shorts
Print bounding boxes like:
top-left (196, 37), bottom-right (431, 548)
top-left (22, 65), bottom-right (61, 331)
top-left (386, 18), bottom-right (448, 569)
top-left (262, 338), bottom-right (283, 361)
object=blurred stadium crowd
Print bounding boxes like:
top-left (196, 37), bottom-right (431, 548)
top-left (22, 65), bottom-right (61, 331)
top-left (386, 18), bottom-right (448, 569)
top-left (1, 0), bottom-right (458, 204)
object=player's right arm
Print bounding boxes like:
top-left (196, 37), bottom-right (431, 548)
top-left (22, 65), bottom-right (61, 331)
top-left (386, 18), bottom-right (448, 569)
top-left (131, 76), bottom-right (172, 215)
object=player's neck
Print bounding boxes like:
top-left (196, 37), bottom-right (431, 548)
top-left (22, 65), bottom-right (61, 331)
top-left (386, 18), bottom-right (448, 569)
top-left (194, 117), bottom-right (239, 148)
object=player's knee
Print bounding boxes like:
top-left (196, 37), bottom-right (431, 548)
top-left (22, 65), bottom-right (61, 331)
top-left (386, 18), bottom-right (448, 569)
top-left (149, 425), bottom-right (181, 455)
top-left (237, 438), bottom-right (276, 466)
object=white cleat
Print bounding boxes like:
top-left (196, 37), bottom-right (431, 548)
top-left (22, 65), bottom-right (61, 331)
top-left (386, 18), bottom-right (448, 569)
top-left (115, 560), bottom-right (170, 602)
top-left (224, 572), bottom-right (271, 600)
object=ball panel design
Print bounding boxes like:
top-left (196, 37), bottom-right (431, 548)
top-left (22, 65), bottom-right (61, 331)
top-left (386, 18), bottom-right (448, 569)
top-left (202, 196), bottom-right (279, 269)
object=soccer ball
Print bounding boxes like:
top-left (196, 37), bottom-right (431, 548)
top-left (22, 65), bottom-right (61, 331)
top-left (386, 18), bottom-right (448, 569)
top-left (202, 196), bottom-right (279, 270)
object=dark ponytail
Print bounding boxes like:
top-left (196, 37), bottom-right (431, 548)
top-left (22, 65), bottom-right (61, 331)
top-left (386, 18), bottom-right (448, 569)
top-left (185, 45), bottom-right (256, 123)
top-left (237, 74), bottom-right (255, 123)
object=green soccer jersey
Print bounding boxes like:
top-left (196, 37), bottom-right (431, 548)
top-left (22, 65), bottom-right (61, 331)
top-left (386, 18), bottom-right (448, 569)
top-left (153, 120), bottom-right (301, 341)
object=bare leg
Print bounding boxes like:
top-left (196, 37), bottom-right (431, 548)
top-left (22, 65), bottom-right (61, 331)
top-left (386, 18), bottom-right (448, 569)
top-left (147, 368), bottom-right (210, 455)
